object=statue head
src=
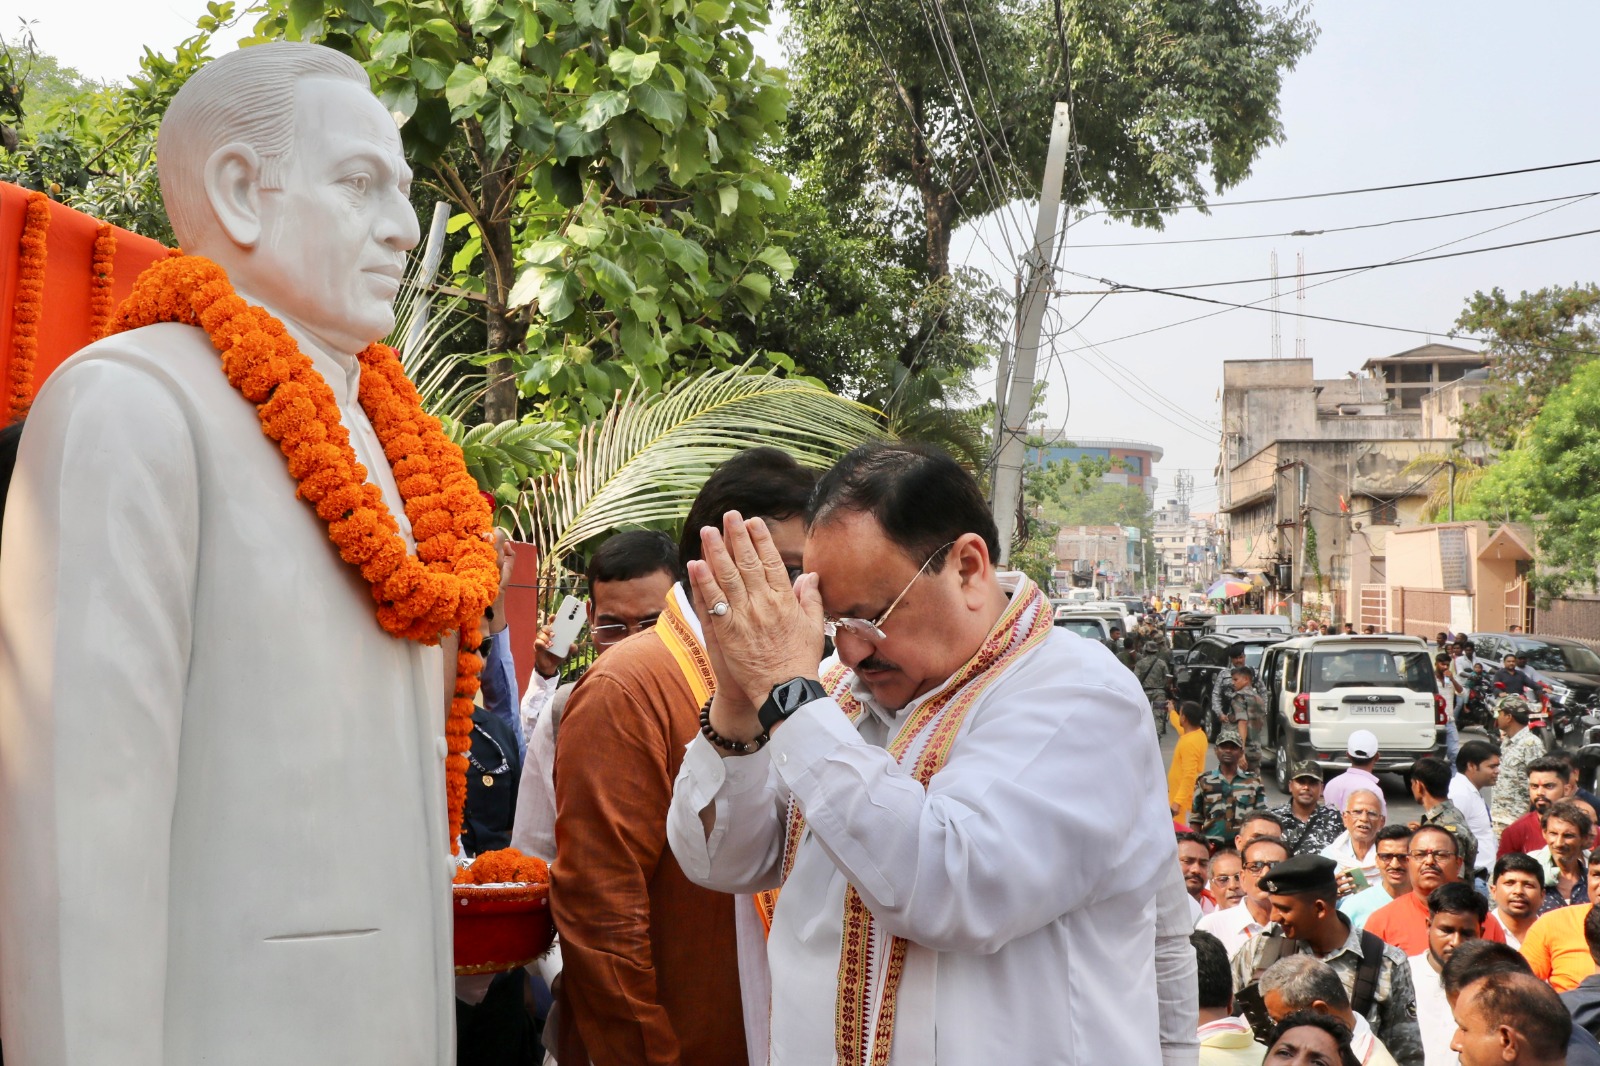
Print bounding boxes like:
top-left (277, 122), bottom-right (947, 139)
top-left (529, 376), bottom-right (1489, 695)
top-left (157, 42), bottom-right (420, 356)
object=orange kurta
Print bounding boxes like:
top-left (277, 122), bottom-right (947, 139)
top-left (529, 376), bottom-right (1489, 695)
top-left (549, 628), bottom-right (748, 1066)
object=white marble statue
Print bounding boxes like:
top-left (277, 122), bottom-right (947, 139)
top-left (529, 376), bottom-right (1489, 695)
top-left (0, 43), bottom-right (455, 1064)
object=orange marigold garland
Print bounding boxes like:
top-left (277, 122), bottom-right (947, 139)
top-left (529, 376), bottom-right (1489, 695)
top-left (9, 191), bottom-right (51, 422)
top-left (88, 223), bottom-right (117, 342)
top-left (110, 254), bottom-right (500, 852)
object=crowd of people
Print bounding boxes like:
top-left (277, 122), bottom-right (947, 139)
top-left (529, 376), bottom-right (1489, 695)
top-left (447, 447), bottom-right (1600, 1066)
top-left (1162, 675), bottom-right (1600, 1064)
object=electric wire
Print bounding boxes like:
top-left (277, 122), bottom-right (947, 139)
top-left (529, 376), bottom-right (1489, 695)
top-left (1051, 193), bottom-right (1600, 353)
top-left (1067, 223), bottom-right (1600, 293)
top-left (1067, 155), bottom-right (1600, 222)
top-left (1063, 193), bottom-right (1600, 249)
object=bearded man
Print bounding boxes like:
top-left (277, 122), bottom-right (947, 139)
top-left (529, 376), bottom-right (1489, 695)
top-left (0, 43), bottom-right (465, 1064)
top-left (667, 443), bottom-right (1191, 1064)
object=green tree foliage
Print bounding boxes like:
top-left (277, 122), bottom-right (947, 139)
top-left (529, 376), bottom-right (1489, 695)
top-left (0, 9), bottom-right (235, 244)
top-left (1454, 283), bottom-right (1600, 451)
top-left (1467, 359), bottom-right (1600, 600)
top-left (258, 0), bottom-right (794, 423)
top-left (783, 0), bottom-right (1317, 283)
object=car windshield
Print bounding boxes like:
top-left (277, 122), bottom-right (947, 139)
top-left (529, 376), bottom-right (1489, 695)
top-left (1056, 619), bottom-right (1106, 640)
top-left (1171, 629), bottom-right (1202, 652)
top-left (1306, 649), bottom-right (1434, 692)
top-left (1518, 642), bottom-right (1600, 675)
top-left (1243, 647), bottom-right (1265, 671)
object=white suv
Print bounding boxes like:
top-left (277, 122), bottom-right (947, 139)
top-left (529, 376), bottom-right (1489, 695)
top-left (1258, 634), bottom-right (1447, 791)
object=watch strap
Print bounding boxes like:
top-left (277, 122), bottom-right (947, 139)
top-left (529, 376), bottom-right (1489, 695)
top-left (758, 677), bottom-right (828, 733)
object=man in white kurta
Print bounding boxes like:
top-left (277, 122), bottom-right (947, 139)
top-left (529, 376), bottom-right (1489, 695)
top-left (666, 444), bottom-right (1190, 1064)
top-left (0, 44), bottom-right (452, 1064)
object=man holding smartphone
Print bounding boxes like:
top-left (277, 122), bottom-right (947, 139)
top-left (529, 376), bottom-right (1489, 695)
top-left (511, 530), bottom-right (681, 862)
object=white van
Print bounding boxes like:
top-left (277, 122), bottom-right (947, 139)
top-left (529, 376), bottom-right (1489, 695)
top-left (1205, 614), bottom-right (1294, 641)
top-left (1258, 634), bottom-right (1446, 791)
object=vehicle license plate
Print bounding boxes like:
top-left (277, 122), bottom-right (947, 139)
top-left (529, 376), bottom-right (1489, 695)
top-left (1348, 705), bottom-right (1396, 715)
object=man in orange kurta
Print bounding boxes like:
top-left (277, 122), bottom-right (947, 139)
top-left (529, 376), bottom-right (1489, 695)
top-left (549, 447), bottom-right (817, 1066)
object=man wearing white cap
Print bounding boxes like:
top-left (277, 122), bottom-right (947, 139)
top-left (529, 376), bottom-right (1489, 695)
top-left (1325, 730), bottom-right (1388, 817)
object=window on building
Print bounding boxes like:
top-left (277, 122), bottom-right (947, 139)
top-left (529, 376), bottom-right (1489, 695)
top-left (1438, 364), bottom-right (1466, 383)
top-left (1369, 498), bottom-right (1398, 526)
top-left (1399, 388), bottom-right (1427, 410)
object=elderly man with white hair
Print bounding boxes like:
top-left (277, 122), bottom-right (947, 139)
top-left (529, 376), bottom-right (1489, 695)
top-left (1321, 789), bottom-right (1387, 895)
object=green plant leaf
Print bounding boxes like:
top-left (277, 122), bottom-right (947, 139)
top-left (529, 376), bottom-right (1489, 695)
top-left (578, 89), bottom-right (630, 131)
top-left (608, 47), bottom-right (660, 86)
top-left (586, 253), bottom-right (636, 304)
top-left (632, 80), bottom-right (686, 127)
top-left (444, 64), bottom-right (489, 111)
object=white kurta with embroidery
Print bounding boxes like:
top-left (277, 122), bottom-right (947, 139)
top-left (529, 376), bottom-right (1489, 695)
top-left (668, 615), bottom-right (1183, 1064)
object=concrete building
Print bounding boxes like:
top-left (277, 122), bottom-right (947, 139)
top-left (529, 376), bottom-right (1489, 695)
top-left (1152, 500), bottom-right (1220, 591)
top-left (1369, 521), bottom-right (1535, 636)
top-left (1054, 524), bottom-right (1136, 596)
top-left (1027, 433), bottom-right (1164, 501)
top-left (1217, 345), bottom-right (1490, 625)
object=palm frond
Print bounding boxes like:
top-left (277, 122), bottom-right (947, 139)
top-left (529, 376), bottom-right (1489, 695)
top-left (387, 204), bottom-right (487, 422)
top-left (523, 365), bottom-right (886, 567)
top-left (440, 417), bottom-right (572, 508)
top-left (1400, 451), bottom-right (1487, 521)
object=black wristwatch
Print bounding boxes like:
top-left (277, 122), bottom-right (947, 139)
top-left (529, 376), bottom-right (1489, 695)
top-left (758, 677), bottom-right (828, 733)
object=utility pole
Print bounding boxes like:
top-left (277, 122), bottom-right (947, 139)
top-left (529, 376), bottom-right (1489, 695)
top-left (1447, 460), bottom-right (1457, 522)
top-left (990, 102), bottom-right (1073, 566)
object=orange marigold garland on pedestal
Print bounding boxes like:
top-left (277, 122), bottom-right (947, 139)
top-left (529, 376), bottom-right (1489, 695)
top-left (453, 848), bottom-right (549, 886)
top-left (109, 254), bottom-right (499, 851)
top-left (9, 191), bottom-right (52, 422)
top-left (88, 223), bottom-right (117, 341)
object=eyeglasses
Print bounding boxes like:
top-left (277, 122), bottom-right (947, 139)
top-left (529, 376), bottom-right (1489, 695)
top-left (1408, 849), bottom-right (1458, 863)
top-left (1375, 853), bottom-right (1410, 865)
top-left (822, 541), bottom-right (955, 642)
top-left (1243, 861), bottom-right (1278, 874)
top-left (1344, 811), bottom-right (1382, 823)
top-left (593, 617), bottom-right (658, 643)
top-left (1212, 873), bottom-right (1242, 884)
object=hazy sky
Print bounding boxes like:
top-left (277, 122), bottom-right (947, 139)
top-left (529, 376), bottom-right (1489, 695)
top-left (22, 0), bottom-right (1600, 515)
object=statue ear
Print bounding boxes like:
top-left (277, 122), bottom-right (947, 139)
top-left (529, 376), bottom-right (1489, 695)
top-left (204, 143), bottom-right (264, 249)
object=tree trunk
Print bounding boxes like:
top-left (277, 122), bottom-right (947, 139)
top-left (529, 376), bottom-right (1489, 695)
top-left (924, 189), bottom-right (954, 280)
top-left (473, 129), bottom-right (524, 424)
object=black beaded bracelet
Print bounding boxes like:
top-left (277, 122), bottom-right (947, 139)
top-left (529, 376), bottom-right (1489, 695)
top-left (698, 697), bottom-right (767, 754)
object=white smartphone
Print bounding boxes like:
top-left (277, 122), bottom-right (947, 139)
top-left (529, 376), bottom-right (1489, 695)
top-left (547, 595), bottom-right (588, 659)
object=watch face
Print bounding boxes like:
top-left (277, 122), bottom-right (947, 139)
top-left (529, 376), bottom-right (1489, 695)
top-left (778, 678), bottom-right (809, 713)
top-left (762, 677), bottom-right (825, 730)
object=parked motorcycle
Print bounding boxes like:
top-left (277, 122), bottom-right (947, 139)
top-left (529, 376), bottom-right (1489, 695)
top-left (1457, 685), bottom-right (1496, 734)
top-left (1548, 689), bottom-right (1600, 787)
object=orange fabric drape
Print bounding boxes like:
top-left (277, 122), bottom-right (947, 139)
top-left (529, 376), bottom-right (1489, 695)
top-left (0, 183), bottom-right (170, 417)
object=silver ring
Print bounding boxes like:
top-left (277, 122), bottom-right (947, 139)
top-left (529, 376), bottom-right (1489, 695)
top-left (711, 601), bottom-right (729, 617)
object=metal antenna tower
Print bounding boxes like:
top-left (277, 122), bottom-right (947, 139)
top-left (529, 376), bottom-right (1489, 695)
top-left (1270, 251), bottom-right (1281, 358)
top-left (1295, 251), bottom-right (1306, 358)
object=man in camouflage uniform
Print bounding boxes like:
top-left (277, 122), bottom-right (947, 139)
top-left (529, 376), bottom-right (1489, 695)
top-left (1232, 855), bottom-right (1423, 1066)
top-left (1133, 640), bottom-right (1170, 737)
top-left (1268, 761), bottom-right (1344, 856)
top-left (1408, 754), bottom-right (1479, 878)
top-left (1226, 666), bottom-right (1268, 773)
top-left (1209, 645), bottom-right (1259, 737)
top-left (1491, 694), bottom-right (1545, 835)
top-left (1191, 728), bottom-right (1267, 844)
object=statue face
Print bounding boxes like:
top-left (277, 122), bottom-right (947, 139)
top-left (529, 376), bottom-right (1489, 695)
top-left (242, 77), bottom-right (419, 354)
